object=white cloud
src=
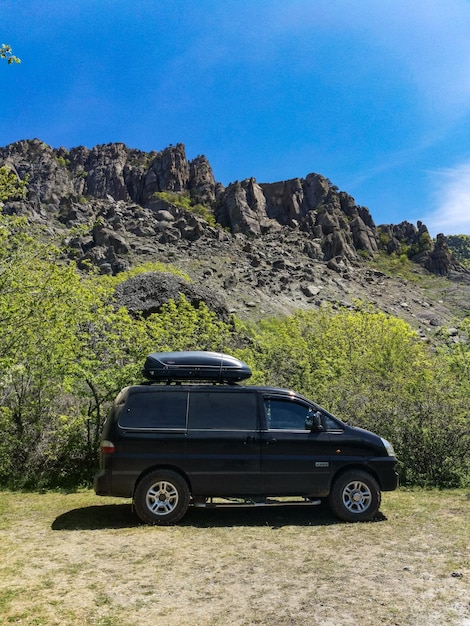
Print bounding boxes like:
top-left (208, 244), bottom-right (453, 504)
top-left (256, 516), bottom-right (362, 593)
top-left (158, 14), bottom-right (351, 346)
top-left (423, 163), bottom-right (470, 235)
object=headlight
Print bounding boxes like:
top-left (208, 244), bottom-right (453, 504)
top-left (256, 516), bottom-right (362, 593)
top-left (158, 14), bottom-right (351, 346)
top-left (381, 437), bottom-right (396, 457)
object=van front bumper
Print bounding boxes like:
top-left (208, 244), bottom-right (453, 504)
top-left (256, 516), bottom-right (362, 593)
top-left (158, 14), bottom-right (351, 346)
top-left (368, 457), bottom-right (399, 491)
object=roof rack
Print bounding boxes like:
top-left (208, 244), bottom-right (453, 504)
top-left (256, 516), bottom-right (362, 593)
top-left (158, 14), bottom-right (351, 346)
top-left (140, 379), bottom-right (241, 386)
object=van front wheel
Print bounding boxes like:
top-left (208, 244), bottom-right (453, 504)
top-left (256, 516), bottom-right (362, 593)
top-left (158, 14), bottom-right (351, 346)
top-left (329, 470), bottom-right (381, 522)
top-left (134, 470), bottom-right (190, 525)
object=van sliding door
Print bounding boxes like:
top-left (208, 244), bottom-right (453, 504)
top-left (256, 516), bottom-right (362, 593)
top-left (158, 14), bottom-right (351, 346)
top-left (186, 390), bottom-right (262, 496)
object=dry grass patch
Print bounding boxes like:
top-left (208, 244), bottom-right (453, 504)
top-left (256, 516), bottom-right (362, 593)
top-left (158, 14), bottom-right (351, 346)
top-left (0, 489), bottom-right (469, 625)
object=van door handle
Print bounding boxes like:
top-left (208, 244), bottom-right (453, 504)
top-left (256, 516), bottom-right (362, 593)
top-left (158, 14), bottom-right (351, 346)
top-left (265, 439), bottom-right (277, 445)
top-left (244, 436), bottom-right (257, 445)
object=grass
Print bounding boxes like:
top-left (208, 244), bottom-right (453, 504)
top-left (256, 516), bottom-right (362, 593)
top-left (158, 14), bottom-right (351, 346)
top-left (0, 489), bottom-right (469, 625)
top-left (368, 252), bottom-right (435, 284)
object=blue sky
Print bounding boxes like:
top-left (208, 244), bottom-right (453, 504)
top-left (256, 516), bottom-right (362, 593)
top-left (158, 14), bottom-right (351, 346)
top-left (2, 0), bottom-right (470, 236)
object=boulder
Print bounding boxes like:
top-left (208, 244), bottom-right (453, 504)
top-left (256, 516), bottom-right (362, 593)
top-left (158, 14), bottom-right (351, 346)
top-left (114, 272), bottom-right (230, 320)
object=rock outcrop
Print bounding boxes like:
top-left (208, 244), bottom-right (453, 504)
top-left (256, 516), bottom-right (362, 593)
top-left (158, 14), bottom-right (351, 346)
top-left (114, 272), bottom-right (230, 321)
top-left (0, 139), bottom-right (380, 267)
top-left (0, 139), bottom-right (219, 208)
top-left (1, 138), bottom-right (467, 283)
top-left (216, 173), bottom-right (379, 262)
top-left (424, 233), bottom-right (465, 277)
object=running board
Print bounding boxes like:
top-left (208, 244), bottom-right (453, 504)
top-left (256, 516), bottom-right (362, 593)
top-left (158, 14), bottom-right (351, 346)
top-left (192, 498), bottom-right (321, 508)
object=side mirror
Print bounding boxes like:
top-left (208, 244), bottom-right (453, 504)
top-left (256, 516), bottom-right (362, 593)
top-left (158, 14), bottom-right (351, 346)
top-left (305, 411), bottom-right (323, 431)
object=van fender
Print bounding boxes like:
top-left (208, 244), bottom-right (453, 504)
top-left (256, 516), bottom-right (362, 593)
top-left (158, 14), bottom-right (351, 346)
top-left (133, 464), bottom-right (193, 499)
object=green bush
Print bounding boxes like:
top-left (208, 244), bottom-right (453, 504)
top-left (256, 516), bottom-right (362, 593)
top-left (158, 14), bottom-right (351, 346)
top-left (0, 166), bottom-right (28, 201)
top-left (240, 305), bottom-right (469, 488)
top-left (55, 156), bottom-right (70, 168)
top-left (153, 191), bottom-right (216, 226)
top-left (0, 206), bottom-right (468, 488)
top-left (447, 234), bottom-right (470, 268)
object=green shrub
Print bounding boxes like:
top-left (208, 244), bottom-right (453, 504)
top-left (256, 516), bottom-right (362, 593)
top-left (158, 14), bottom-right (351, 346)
top-left (55, 156), bottom-right (70, 168)
top-left (0, 166), bottom-right (28, 201)
top-left (447, 234), bottom-right (470, 268)
top-left (240, 305), bottom-right (470, 488)
top-left (153, 191), bottom-right (216, 226)
top-left (0, 209), bottom-right (468, 489)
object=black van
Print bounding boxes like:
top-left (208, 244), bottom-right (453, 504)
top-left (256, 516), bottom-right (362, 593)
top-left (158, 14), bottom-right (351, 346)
top-left (94, 352), bottom-right (398, 525)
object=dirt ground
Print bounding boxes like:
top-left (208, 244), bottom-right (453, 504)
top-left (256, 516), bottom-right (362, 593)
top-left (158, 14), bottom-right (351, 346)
top-left (0, 489), bottom-right (469, 625)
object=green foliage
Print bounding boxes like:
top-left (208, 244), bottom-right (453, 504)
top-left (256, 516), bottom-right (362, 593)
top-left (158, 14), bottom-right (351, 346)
top-left (0, 208), bottom-right (467, 489)
top-left (369, 251), bottom-right (422, 282)
top-left (154, 190), bottom-right (192, 209)
top-left (109, 261), bottom-right (191, 283)
top-left (145, 294), bottom-right (233, 353)
top-left (55, 155), bottom-right (70, 168)
top-left (154, 191), bottom-right (216, 226)
top-left (1, 44), bottom-right (20, 65)
top-left (0, 215), bottom-right (89, 484)
top-left (419, 230), bottom-right (432, 251)
top-left (0, 166), bottom-right (28, 201)
top-left (0, 213), bottom-right (237, 486)
top-left (447, 234), bottom-right (470, 268)
top-left (240, 304), bottom-right (469, 488)
top-left (378, 230), bottom-right (390, 248)
top-left (190, 202), bottom-right (216, 225)
top-left (406, 231), bottom-right (432, 257)
top-left (376, 229), bottom-right (432, 260)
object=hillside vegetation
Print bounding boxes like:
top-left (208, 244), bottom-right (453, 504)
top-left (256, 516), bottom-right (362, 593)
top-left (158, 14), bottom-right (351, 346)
top-left (0, 209), bottom-right (469, 490)
top-left (447, 234), bottom-right (470, 269)
top-left (0, 148), bottom-right (469, 490)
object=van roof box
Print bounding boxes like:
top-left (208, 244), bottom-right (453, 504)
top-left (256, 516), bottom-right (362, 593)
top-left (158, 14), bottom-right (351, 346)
top-left (142, 351), bottom-right (252, 383)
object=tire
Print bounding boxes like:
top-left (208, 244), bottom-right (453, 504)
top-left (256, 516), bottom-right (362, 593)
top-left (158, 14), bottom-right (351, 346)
top-left (329, 470), bottom-right (381, 522)
top-left (133, 470), bottom-right (190, 525)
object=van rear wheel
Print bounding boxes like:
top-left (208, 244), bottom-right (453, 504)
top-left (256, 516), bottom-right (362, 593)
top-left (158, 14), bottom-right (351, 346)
top-left (329, 470), bottom-right (381, 522)
top-left (134, 470), bottom-right (190, 525)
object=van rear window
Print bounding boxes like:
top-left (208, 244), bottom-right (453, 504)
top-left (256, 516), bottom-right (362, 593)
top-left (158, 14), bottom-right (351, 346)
top-left (188, 392), bottom-right (257, 430)
top-left (119, 391), bottom-right (188, 429)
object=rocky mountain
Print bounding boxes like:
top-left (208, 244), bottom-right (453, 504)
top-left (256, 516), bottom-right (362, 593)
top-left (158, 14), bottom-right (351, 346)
top-left (1, 139), bottom-right (469, 333)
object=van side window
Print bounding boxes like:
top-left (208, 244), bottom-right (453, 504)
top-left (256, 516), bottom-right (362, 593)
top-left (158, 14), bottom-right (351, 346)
top-left (188, 392), bottom-right (257, 430)
top-left (265, 398), bottom-right (311, 430)
top-left (119, 391), bottom-right (188, 429)
top-left (324, 414), bottom-right (344, 431)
